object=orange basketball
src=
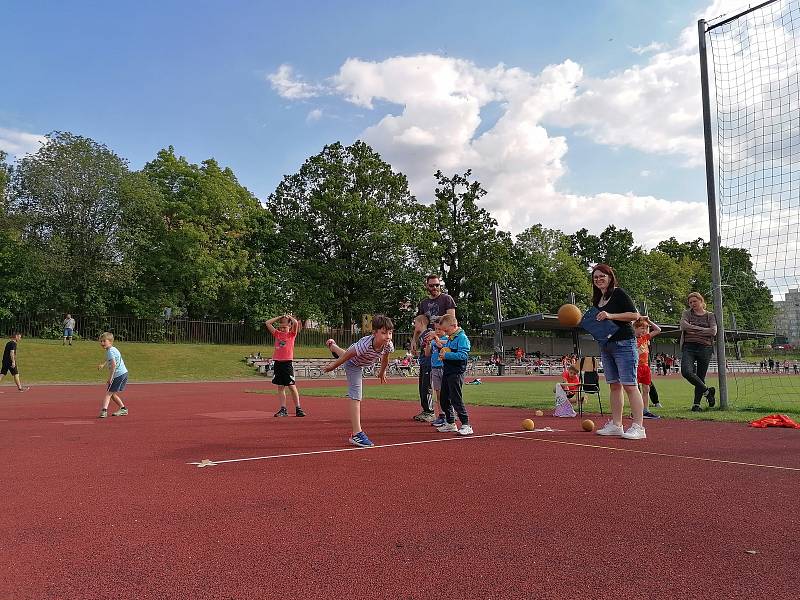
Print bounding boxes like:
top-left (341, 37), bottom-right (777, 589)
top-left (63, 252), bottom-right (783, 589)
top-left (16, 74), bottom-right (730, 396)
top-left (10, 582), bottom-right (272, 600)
top-left (557, 303), bottom-right (583, 327)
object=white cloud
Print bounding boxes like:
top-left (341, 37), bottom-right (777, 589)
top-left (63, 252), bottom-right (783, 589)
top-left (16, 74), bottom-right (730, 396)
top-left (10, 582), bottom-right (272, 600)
top-left (640, 170), bottom-right (651, 177)
top-left (306, 108), bottom-right (323, 123)
top-left (267, 1), bottom-right (768, 248)
top-left (629, 42), bottom-right (667, 55)
top-left (267, 64), bottom-right (323, 99)
top-left (0, 127), bottom-right (46, 158)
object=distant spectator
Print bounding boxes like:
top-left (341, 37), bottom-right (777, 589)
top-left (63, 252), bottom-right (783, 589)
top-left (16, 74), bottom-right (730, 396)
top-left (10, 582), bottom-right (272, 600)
top-left (63, 314), bottom-right (76, 346)
top-left (680, 292), bottom-right (718, 412)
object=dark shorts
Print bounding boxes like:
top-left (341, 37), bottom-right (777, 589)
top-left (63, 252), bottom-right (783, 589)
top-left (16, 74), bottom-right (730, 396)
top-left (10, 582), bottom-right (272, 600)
top-left (1, 362), bottom-right (18, 376)
top-left (107, 373), bottom-right (128, 393)
top-left (272, 360), bottom-right (296, 386)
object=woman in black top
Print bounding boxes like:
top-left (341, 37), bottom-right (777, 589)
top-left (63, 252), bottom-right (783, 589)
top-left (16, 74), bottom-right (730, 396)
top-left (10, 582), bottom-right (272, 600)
top-left (590, 264), bottom-right (647, 440)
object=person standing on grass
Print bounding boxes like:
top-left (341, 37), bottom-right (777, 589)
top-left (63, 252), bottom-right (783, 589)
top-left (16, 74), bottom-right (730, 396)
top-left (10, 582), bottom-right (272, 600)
top-left (435, 314), bottom-right (473, 436)
top-left (323, 315), bottom-right (394, 448)
top-left (97, 332), bottom-right (128, 418)
top-left (63, 314), bottom-right (76, 346)
top-left (590, 263), bottom-right (647, 440)
top-left (680, 292), bottom-right (718, 412)
top-left (410, 275), bottom-right (456, 422)
top-left (0, 332), bottom-right (29, 392)
top-left (635, 316), bottom-right (662, 419)
top-left (265, 314), bottom-right (305, 417)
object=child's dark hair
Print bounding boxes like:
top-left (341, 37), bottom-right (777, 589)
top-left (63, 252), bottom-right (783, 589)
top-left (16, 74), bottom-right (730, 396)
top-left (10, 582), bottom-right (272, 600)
top-left (372, 314), bottom-right (394, 331)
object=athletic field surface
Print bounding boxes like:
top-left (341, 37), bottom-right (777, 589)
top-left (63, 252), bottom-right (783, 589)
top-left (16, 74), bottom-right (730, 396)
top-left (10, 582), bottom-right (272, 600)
top-left (2, 380), bottom-right (798, 599)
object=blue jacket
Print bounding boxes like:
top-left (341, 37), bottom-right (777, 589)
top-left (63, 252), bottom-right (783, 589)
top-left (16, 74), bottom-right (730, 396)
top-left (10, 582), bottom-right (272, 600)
top-left (442, 328), bottom-right (471, 375)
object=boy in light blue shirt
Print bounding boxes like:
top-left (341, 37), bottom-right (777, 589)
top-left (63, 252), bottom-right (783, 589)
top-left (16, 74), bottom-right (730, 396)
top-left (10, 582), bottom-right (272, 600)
top-left (97, 332), bottom-right (129, 418)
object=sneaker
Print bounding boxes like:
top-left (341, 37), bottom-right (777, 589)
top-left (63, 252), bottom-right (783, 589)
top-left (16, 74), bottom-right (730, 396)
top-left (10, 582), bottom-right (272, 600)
top-left (274, 407), bottom-right (288, 417)
top-left (431, 416), bottom-right (446, 427)
top-left (457, 423), bottom-right (474, 436)
top-left (596, 420), bottom-right (624, 436)
top-left (642, 411), bottom-right (660, 419)
top-left (295, 407), bottom-right (306, 417)
top-left (98, 409), bottom-right (108, 419)
top-left (111, 407), bottom-right (128, 417)
top-left (419, 411), bottom-right (435, 422)
top-left (651, 402), bottom-right (663, 409)
top-left (705, 387), bottom-right (716, 408)
top-left (350, 431), bottom-right (374, 447)
top-left (621, 422), bottom-right (647, 440)
top-left (412, 411), bottom-right (430, 422)
top-left (18, 386), bottom-right (30, 392)
top-left (691, 404), bottom-right (702, 412)
top-left (437, 422), bottom-right (458, 432)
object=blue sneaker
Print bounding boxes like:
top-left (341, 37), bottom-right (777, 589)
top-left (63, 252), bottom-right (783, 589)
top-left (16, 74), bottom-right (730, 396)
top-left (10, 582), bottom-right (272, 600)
top-left (431, 416), bottom-right (446, 427)
top-left (350, 431), bottom-right (374, 447)
top-left (643, 411), bottom-right (661, 419)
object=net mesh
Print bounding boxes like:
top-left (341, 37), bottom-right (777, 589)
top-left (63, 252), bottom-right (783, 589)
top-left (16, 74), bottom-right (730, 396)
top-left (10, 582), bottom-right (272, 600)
top-left (706, 0), bottom-right (800, 411)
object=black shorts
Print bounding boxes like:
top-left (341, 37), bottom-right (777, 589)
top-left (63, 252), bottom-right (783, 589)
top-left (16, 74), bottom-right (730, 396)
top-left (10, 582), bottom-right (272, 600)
top-left (1, 362), bottom-right (18, 376)
top-left (272, 360), bottom-right (295, 386)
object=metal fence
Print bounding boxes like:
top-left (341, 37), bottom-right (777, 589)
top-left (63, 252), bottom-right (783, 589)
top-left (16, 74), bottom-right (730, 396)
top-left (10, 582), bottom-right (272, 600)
top-left (0, 313), bottom-right (496, 350)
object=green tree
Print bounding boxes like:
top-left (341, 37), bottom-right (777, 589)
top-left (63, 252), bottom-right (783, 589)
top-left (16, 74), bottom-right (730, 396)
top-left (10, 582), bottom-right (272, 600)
top-left (141, 148), bottom-right (263, 319)
top-left (505, 224), bottom-right (591, 315)
top-left (267, 140), bottom-right (422, 329)
top-left (10, 132), bottom-right (130, 314)
top-left (426, 170), bottom-right (513, 329)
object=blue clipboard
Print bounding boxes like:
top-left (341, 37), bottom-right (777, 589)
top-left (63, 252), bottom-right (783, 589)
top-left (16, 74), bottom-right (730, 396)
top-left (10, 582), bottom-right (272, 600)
top-left (580, 306), bottom-right (619, 346)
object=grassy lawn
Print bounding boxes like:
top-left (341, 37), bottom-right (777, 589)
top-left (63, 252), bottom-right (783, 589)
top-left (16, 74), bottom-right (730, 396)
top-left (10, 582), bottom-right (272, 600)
top-left (277, 376), bottom-right (800, 423)
top-left (6, 338), bottom-right (349, 383)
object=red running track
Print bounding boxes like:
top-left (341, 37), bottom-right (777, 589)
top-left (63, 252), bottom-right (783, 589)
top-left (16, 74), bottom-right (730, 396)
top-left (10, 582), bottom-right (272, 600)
top-left (1, 380), bottom-right (799, 599)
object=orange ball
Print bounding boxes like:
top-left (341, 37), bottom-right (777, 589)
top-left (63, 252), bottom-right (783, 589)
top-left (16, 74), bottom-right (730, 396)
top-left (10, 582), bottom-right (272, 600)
top-left (557, 303), bottom-right (583, 327)
top-left (521, 418), bottom-right (535, 431)
top-left (534, 409), bottom-right (544, 417)
top-left (581, 419), bottom-right (595, 432)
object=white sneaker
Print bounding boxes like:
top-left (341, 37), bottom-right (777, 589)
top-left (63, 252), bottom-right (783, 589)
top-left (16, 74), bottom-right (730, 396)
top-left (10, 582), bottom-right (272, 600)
top-left (437, 422), bottom-right (458, 432)
top-left (622, 423), bottom-right (647, 440)
top-left (596, 420), bottom-right (624, 436)
top-left (457, 424), bottom-right (474, 436)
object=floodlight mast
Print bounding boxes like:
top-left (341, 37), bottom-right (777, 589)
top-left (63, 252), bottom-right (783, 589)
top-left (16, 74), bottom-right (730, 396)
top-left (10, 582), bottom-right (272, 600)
top-left (698, 18), bottom-right (728, 409)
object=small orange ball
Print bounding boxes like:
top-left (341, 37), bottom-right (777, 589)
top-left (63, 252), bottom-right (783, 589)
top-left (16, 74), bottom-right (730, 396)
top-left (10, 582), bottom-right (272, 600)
top-left (581, 419), bottom-right (595, 432)
top-left (557, 303), bottom-right (583, 328)
top-left (521, 418), bottom-right (535, 431)
top-left (534, 409), bottom-right (544, 417)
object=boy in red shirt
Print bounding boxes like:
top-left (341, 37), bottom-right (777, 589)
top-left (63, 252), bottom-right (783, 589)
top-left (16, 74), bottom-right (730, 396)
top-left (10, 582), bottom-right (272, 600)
top-left (265, 314), bottom-right (305, 417)
top-left (635, 316), bottom-right (662, 419)
top-left (554, 364), bottom-right (580, 417)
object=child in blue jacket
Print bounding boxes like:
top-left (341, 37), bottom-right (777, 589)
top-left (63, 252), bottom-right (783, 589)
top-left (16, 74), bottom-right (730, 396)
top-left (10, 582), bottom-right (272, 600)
top-left (435, 314), bottom-right (473, 435)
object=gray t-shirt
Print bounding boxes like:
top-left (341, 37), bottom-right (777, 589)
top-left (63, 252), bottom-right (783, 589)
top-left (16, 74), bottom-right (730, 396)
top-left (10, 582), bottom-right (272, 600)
top-left (417, 294), bottom-right (456, 320)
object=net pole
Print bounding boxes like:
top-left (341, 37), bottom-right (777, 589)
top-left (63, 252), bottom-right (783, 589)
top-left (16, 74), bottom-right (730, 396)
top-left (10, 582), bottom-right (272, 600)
top-left (698, 19), bottom-right (729, 409)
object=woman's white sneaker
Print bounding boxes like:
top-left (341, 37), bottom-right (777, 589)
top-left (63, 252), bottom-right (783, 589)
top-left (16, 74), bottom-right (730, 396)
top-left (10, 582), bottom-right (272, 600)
top-left (457, 424), bottom-right (474, 436)
top-left (621, 422), bottom-right (647, 440)
top-left (596, 420), bottom-right (624, 436)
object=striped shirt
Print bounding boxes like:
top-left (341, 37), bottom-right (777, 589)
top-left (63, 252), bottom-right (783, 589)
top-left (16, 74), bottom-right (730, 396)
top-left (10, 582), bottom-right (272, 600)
top-left (346, 335), bottom-right (395, 367)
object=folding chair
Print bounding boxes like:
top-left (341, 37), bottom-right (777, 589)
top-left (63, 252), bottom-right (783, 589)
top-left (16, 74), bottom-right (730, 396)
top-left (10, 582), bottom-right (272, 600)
top-left (577, 356), bottom-right (603, 417)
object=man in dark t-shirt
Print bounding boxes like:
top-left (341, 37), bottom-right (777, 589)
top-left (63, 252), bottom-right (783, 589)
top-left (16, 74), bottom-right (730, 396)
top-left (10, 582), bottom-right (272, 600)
top-left (0, 333), bottom-right (28, 391)
top-left (410, 275), bottom-right (456, 421)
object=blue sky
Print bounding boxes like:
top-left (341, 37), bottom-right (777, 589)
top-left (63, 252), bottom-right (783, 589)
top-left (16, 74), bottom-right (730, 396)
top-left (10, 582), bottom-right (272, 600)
top-left (2, 0), bottom-right (720, 243)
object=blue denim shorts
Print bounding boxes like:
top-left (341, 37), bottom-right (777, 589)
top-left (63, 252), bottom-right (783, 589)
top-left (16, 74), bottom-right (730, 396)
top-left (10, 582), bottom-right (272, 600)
top-left (599, 338), bottom-right (638, 385)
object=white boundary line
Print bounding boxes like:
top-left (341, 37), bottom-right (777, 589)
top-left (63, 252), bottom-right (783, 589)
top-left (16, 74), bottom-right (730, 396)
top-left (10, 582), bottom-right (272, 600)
top-left (496, 433), bottom-right (800, 472)
top-left (188, 428), bottom-right (563, 467)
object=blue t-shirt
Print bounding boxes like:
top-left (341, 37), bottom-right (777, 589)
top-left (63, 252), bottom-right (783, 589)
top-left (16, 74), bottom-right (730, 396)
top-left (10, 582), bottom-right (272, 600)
top-left (429, 335), bottom-right (448, 368)
top-left (106, 346), bottom-right (128, 377)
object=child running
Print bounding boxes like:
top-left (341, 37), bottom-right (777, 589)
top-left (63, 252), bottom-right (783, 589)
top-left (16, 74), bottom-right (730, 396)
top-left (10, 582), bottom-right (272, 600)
top-left (97, 332), bottom-right (128, 418)
top-left (323, 315), bottom-right (394, 447)
top-left (635, 316), bottom-right (662, 419)
top-left (264, 314), bottom-right (305, 417)
top-left (0, 333), bottom-right (29, 392)
top-left (435, 314), bottom-right (473, 435)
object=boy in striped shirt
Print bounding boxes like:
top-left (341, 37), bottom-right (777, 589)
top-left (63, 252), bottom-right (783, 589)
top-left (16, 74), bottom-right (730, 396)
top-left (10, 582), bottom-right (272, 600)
top-left (323, 315), bottom-right (394, 447)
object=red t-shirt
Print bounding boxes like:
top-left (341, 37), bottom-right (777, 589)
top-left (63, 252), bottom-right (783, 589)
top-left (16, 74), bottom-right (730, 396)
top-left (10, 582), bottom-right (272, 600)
top-left (562, 370), bottom-right (579, 393)
top-left (636, 333), bottom-right (651, 365)
top-left (272, 330), bottom-right (297, 361)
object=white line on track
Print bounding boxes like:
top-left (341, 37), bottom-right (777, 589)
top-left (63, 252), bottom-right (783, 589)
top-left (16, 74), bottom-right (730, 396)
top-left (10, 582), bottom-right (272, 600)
top-left (496, 433), bottom-right (800, 472)
top-left (188, 427), bottom-right (563, 467)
